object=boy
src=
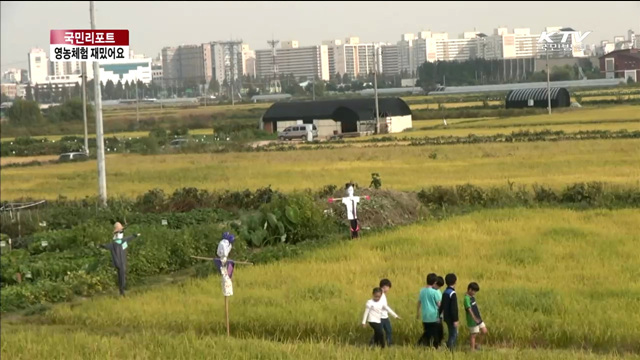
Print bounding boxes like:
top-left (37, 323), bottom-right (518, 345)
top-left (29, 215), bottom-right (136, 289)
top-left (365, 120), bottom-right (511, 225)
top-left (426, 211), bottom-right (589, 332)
top-left (417, 273), bottom-right (442, 348)
top-left (465, 282), bottom-right (488, 351)
top-left (440, 273), bottom-right (459, 351)
top-left (434, 276), bottom-right (445, 347)
top-left (362, 287), bottom-right (400, 348)
top-left (369, 279), bottom-right (394, 346)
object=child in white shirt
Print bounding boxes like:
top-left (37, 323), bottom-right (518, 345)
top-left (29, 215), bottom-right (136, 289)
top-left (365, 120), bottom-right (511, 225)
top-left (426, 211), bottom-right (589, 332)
top-left (362, 287), bottom-right (400, 348)
top-left (369, 279), bottom-right (394, 346)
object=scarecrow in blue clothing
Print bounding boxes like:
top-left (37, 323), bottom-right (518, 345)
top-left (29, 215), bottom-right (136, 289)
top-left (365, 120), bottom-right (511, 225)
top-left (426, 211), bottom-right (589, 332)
top-left (100, 222), bottom-right (140, 296)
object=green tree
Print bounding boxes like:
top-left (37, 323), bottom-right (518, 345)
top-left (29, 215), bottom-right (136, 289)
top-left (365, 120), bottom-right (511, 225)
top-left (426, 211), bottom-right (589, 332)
top-left (46, 97), bottom-right (94, 123)
top-left (104, 80), bottom-right (115, 100)
top-left (247, 86), bottom-right (260, 97)
top-left (124, 81), bottom-right (131, 99)
top-left (34, 84), bottom-right (40, 102)
top-left (6, 99), bottom-right (43, 125)
top-left (331, 72), bottom-right (342, 84)
top-left (209, 79), bottom-right (220, 95)
top-left (26, 84), bottom-right (34, 101)
top-left (115, 80), bottom-right (124, 99)
top-left (284, 81), bottom-right (305, 96)
top-left (550, 65), bottom-right (573, 81)
top-left (61, 86), bottom-right (71, 102)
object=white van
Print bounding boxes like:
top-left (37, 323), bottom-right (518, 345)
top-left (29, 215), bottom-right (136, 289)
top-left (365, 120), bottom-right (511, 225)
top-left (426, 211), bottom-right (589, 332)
top-left (278, 124), bottom-right (318, 141)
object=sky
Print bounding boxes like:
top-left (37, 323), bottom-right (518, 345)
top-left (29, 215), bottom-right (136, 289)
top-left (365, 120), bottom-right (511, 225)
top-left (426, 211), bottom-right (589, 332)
top-left (2, 1), bottom-right (640, 72)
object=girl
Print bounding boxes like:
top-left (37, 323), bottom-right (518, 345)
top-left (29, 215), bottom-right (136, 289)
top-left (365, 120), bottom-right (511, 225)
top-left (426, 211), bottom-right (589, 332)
top-left (362, 287), bottom-right (400, 348)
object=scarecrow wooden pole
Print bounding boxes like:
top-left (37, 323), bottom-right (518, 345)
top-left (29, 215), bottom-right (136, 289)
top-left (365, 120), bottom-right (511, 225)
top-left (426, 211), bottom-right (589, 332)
top-left (190, 256), bottom-right (253, 265)
top-left (191, 232), bottom-right (252, 336)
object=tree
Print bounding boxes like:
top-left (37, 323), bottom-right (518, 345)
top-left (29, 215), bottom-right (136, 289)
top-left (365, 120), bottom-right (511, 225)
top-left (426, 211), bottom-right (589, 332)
top-left (115, 80), bottom-right (124, 99)
top-left (342, 73), bottom-right (351, 84)
top-left (331, 72), bottom-right (342, 84)
top-left (73, 83), bottom-right (81, 98)
top-left (61, 87), bottom-right (71, 102)
top-left (46, 97), bottom-right (94, 123)
top-left (26, 84), bottom-right (34, 101)
top-left (1, 94), bottom-right (11, 103)
top-left (6, 99), bottom-right (43, 125)
top-left (46, 82), bottom-right (53, 103)
top-left (305, 79), bottom-right (325, 97)
top-left (34, 84), bottom-right (40, 103)
top-left (104, 80), bottom-right (115, 100)
top-left (550, 65), bottom-right (573, 82)
top-left (247, 86), bottom-right (260, 97)
top-left (124, 81), bottom-right (131, 99)
top-left (283, 81), bottom-right (305, 96)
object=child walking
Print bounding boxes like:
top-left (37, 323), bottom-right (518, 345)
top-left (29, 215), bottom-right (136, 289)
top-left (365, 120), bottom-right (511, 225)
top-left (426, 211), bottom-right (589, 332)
top-left (434, 276), bottom-right (446, 347)
top-left (416, 273), bottom-right (442, 348)
top-left (362, 287), bottom-right (400, 348)
top-left (440, 273), bottom-right (459, 351)
top-left (465, 282), bottom-right (488, 351)
top-left (369, 279), bottom-right (394, 346)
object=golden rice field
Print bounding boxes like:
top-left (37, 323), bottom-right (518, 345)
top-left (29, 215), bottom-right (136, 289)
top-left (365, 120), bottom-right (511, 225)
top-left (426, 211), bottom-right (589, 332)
top-left (0, 155), bottom-right (59, 166)
top-left (2, 139), bottom-right (639, 200)
top-left (410, 100), bottom-right (502, 110)
top-left (362, 121), bottom-right (640, 139)
top-left (443, 106), bottom-right (640, 128)
top-left (3, 208), bottom-right (639, 359)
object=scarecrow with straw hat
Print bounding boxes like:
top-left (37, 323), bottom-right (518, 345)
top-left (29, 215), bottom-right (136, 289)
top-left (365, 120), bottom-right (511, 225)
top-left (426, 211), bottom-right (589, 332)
top-left (100, 222), bottom-right (140, 296)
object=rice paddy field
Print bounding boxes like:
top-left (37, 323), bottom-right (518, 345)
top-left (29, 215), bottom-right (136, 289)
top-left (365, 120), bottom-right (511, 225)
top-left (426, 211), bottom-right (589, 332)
top-left (3, 209), bottom-right (640, 359)
top-left (2, 138), bottom-right (639, 200)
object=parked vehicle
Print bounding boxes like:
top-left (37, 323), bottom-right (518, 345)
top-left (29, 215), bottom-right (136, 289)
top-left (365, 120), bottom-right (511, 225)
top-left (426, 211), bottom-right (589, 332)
top-left (58, 152), bottom-right (89, 163)
top-left (170, 138), bottom-right (190, 148)
top-left (278, 124), bottom-right (318, 141)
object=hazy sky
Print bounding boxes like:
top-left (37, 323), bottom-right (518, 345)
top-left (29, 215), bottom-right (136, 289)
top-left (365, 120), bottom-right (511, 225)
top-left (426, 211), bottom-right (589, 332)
top-left (2, 1), bottom-right (640, 72)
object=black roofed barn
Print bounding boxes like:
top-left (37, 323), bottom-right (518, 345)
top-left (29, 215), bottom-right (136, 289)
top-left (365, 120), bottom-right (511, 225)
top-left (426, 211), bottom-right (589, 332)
top-left (505, 87), bottom-right (571, 109)
top-left (260, 97), bottom-right (413, 138)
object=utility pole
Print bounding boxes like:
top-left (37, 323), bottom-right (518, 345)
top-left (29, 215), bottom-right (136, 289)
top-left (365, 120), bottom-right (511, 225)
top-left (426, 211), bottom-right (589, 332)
top-left (222, 40), bottom-right (242, 106)
top-left (81, 62), bottom-right (89, 155)
top-left (135, 77), bottom-right (139, 127)
top-left (546, 47), bottom-right (551, 115)
top-left (267, 38), bottom-right (281, 93)
top-left (373, 45), bottom-right (380, 134)
top-left (90, 0), bottom-right (107, 206)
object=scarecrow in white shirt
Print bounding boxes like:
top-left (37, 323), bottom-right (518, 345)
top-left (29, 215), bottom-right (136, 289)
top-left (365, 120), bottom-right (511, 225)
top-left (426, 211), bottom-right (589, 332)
top-left (214, 232), bottom-right (236, 297)
top-left (329, 182), bottom-right (370, 239)
top-left (362, 287), bottom-right (400, 348)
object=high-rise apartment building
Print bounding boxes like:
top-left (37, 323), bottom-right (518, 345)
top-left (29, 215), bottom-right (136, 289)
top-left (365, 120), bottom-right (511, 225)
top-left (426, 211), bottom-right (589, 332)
top-left (255, 41), bottom-right (329, 81)
top-left (27, 48), bottom-right (48, 85)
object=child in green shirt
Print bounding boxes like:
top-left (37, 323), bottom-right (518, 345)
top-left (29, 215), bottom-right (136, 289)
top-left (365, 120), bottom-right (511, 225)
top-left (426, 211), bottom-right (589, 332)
top-left (464, 282), bottom-right (488, 351)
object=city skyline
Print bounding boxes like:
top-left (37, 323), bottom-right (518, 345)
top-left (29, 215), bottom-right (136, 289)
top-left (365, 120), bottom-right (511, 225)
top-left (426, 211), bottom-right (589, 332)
top-left (2, 1), bottom-right (640, 73)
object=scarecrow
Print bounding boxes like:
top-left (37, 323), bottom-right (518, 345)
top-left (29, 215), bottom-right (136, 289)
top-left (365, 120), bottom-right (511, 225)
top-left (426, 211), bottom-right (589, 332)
top-left (100, 222), bottom-right (140, 296)
top-left (215, 231), bottom-right (236, 297)
top-left (191, 231), bottom-right (253, 336)
top-left (329, 182), bottom-right (371, 239)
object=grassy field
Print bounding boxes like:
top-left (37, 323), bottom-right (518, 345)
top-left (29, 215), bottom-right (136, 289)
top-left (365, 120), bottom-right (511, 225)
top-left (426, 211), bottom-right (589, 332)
top-left (3, 208), bottom-right (639, 358)
top-left (367, 122), bottom-right (640, 139)
top-left (4, 326), bottom-right (639, 360)
top-left (434, 106), bottom-right (640, 129)
top-left (2, 138), bottom-right (638, 200)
